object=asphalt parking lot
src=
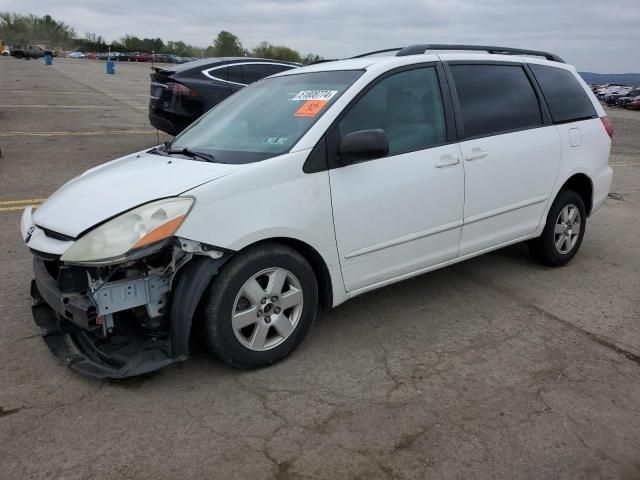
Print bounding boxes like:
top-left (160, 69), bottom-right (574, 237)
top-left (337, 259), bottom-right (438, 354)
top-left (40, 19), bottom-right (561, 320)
top-left (1, 57), bottom-right (639, 479)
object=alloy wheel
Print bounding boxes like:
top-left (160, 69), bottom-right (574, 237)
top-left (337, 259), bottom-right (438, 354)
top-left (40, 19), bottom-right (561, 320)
top-left (554, 204), bottom-right (581, 254)
top-left (231, 268), bottom-right (304, 351)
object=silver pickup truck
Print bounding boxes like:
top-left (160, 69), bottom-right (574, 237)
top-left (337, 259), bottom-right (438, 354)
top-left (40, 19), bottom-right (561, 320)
top-left (11, 44), bottom-right (50, 59)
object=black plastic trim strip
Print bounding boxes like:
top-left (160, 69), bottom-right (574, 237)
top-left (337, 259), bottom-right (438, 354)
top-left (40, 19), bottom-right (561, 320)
top-left (169, 255), bottom-right (228, 359)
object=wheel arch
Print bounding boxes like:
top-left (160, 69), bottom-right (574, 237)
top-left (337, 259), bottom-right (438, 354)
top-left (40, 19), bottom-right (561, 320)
top-left (239, 237), bottom-right (334, 311)
top-left (559, 173), bottom-right (594, 215)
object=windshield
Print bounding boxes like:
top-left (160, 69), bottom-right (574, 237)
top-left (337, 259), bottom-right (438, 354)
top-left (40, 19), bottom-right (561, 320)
top-left (170, 70), bottom-right (364, 164)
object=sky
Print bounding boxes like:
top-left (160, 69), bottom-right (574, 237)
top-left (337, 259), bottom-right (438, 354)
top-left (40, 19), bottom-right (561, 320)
top-left (3, 0), bottom-right (639, 73)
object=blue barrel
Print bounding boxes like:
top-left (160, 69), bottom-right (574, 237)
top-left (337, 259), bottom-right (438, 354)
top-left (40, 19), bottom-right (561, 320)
top-left (106, 60), bottom-right (115, 74)
top-left (44, 54), bottom-right (53, 65)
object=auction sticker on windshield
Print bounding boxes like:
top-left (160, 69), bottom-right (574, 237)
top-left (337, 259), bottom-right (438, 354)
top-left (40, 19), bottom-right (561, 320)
top-left (294, 100), bottom-right (328, 117)
top-left (291, 90), bottom-right (338, 101)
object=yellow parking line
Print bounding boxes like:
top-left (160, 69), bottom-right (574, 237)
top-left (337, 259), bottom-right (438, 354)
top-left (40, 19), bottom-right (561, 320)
top-left (0, 129), bottom-right (156, 137)
top-left (0, 199), bottom-right (47, 205)
top-left (0, 104), bottom-right (146, 109)
top-left (0, 204), bottom-right (41, 212)
top-left (0, 199), bottom-right (45, 213)
top-left (0, 91), bottom-right (148, 97)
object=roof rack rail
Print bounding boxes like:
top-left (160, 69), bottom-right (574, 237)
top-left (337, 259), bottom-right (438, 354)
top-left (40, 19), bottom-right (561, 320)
top-left (349, 48), bottom-right (404, 59)
top-left (395, 44), bottom-right (565, 63)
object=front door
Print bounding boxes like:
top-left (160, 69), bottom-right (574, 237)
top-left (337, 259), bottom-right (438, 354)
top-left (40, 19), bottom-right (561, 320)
top-left (328, 65), bottom-right (465, 293)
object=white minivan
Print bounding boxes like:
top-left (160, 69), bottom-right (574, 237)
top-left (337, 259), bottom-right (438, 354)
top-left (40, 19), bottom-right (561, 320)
top-left (21, 44), bottom-right (613, 378)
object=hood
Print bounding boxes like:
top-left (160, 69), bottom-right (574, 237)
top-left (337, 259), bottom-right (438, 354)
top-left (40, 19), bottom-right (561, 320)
top-left (33, 151), bottom-right (239, 237)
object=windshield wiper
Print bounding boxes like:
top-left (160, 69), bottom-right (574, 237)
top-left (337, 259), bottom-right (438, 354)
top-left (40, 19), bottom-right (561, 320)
top-left (165, 147), bottom-right (216, 163)
top-left (148, 141), bottom-right (171, 156)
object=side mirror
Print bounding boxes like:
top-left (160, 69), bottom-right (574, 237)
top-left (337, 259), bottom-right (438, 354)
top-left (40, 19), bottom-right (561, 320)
top-left (339, 129), bottom-right (389, 163)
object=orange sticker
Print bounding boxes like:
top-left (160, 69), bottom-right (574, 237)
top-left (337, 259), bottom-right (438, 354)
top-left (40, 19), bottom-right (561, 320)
top-left (295, 100), bottom-right (328, 117)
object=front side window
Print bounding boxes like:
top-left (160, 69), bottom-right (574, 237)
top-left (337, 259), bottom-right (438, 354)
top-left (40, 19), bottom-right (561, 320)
top-left (171, 70), bottom-right (363, 164)
top-left (338, 67), bottom-right (447, 155)
top-left (450, 64), bottom-right (542, 138)
top-left (529, 64), bottom-right (597, 123)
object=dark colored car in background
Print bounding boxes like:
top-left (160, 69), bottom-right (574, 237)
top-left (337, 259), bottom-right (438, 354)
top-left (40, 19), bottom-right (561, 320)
top-left (626, 96), bottom-right (640, 110)
top-left (131, 52), bottom-right (153, 62)
top-left (616, 89), bottom-right (640, 107)
top-left (604, 86), bottom-right (632, 105)
top-left (152, 53), bottom-right (179, 63)
top-left (115, 52), bottom-right (134, 61)
top-left (148, 57), bottom-right (299, 135)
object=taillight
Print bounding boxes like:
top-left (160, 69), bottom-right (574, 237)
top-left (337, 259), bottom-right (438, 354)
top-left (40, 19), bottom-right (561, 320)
top-left (600, 116), bottom-right (613, 138)
top-left (166, 82), bottom-right (197, 97)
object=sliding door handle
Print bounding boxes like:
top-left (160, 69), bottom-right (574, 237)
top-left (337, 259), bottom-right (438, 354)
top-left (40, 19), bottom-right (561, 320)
top-left (435, 155), bottom-right (460, 168)
top-left (464, 148), bottom-right (488, 161)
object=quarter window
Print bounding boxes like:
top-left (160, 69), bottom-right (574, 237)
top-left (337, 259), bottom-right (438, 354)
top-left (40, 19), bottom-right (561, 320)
top-left (450, 64), bottom-right (542, 138)
top-left (338, 67), bottom-right (447, 156)
top-left (529, 64), bottom-right (597, 123)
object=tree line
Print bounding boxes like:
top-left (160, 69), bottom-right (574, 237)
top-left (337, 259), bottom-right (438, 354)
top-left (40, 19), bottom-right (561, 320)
top-left (0, 12), bottom-right (323, 63)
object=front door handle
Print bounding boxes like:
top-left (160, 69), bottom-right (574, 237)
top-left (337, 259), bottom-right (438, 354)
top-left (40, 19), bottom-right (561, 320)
top-left (435, 154), bottom-right (460, 168)
top-left (464, 148), bottom-right (488, 161)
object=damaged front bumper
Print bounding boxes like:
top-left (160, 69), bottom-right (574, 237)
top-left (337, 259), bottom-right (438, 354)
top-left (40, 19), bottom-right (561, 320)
top-left (29, 246), bottom-right (225, 379)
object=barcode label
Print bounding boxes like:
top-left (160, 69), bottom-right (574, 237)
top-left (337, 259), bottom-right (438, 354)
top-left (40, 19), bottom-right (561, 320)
top-left (291, 90), bottom-right (338, 101)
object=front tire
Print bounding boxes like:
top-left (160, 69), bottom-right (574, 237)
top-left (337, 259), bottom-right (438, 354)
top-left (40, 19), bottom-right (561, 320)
top-left (201, 243), bottom-right (318, 369)
top-left (529, 189), bottom-right (587, 267)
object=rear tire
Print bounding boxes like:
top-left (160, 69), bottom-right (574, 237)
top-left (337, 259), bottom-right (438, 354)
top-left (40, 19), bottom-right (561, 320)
top-left (529, 189), bottom-right (587, 267)
top-left (201, 243), bottom-right (318, 369)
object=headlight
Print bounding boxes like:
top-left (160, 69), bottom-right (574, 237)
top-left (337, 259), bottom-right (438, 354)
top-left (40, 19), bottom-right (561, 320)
top-left (61, 197), bottom-right (193, 264)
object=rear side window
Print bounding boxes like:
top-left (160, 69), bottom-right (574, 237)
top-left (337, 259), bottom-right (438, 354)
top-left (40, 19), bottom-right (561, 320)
top-left (338, 67), bottom-right (447, 155)
top-left (210, 66), bottom-right (229, 82)
top-left (450, 64), bottom-right (542, 138)
top-left (529, 64), bottom-right (596, 123)
top-left (262, 64), bottom-right (294, 76)
top-left (227, 66), bottom-right (244, 84)
top-left (242, 64), bottom-right (293, 84)
top-left (242, 64), bottom-right (269, 84)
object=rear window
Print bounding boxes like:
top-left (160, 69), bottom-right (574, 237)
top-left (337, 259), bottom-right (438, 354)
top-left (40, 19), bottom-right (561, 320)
top-left (450, 64), bottom-right (542, 138)
top-left (529, 64), bottom-right (597, 124)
